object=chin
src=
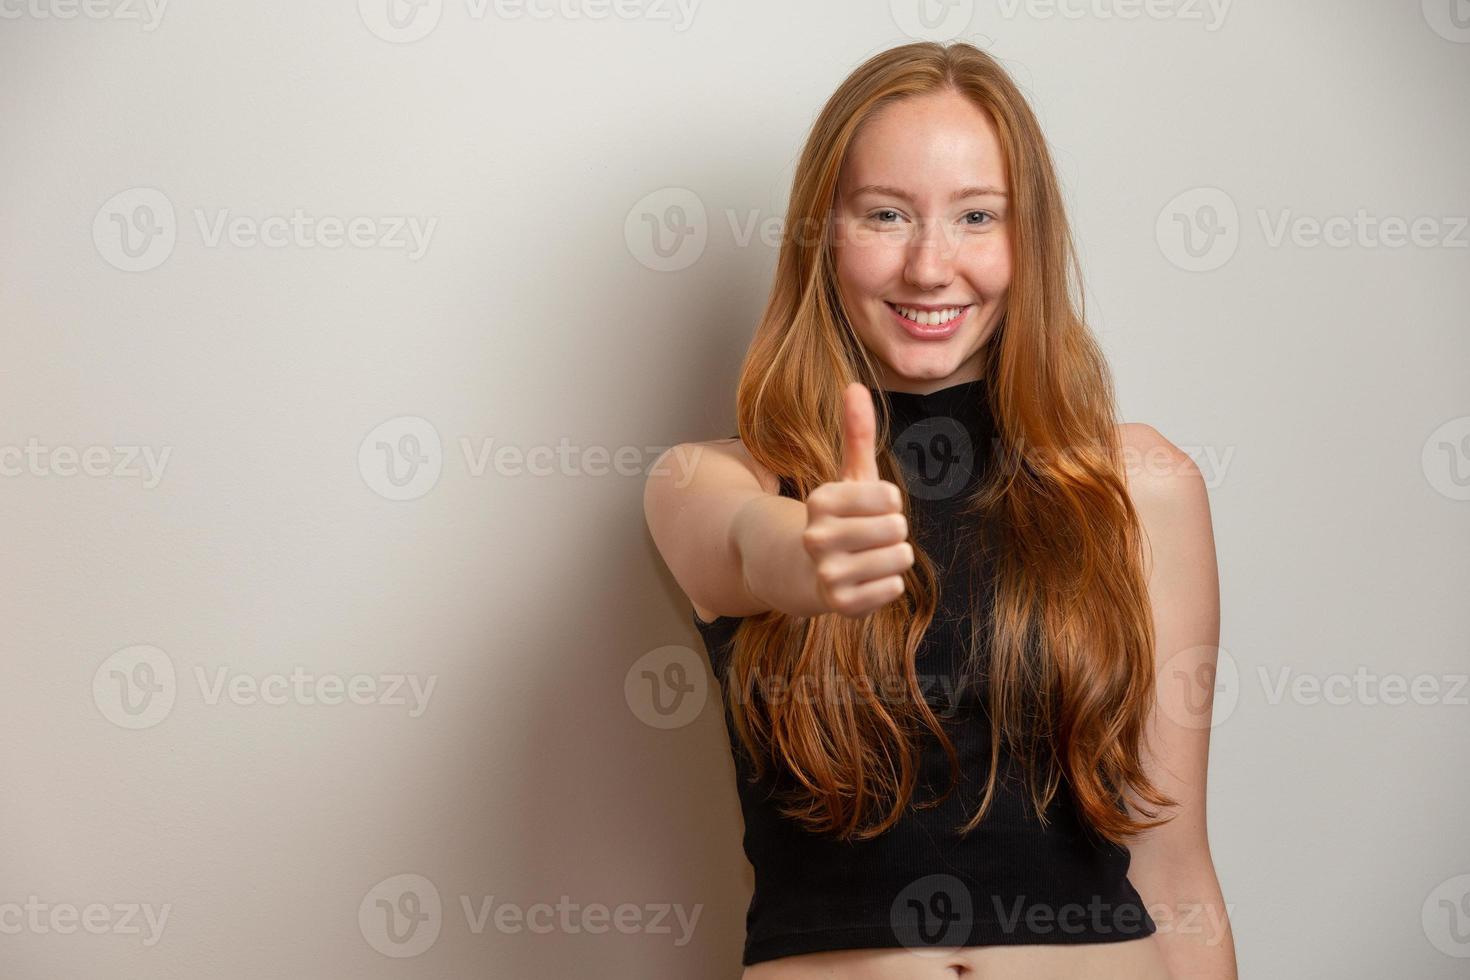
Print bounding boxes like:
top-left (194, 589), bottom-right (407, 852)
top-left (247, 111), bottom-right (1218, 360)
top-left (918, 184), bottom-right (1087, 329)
top-left (881, 346), bottom-right (970, 381)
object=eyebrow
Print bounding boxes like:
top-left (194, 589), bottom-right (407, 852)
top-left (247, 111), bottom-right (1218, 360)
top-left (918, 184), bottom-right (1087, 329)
top-left (850, 183), bottom-right (1008, 201)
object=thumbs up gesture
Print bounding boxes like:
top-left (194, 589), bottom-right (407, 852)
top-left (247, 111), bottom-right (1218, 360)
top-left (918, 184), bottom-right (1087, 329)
top-left (801, 383), bottom-right (915, 618)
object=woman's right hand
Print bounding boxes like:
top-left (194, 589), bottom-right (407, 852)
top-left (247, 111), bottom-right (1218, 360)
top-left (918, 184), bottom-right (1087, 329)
top-left (801, 382), bottom-right (915, 618)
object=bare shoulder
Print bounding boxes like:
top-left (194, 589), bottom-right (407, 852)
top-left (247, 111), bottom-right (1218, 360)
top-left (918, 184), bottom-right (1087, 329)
top-left (1116, 421), bottom-right (1206, 505)
top-left (645, 436), bottom-right (781, 500)
top-left (1115, 422), bottom-right (1215, 577)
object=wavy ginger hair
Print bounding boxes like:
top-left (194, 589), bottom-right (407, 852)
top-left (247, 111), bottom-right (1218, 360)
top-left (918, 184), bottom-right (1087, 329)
top-left (721, 40), bottom-right (1178, 847)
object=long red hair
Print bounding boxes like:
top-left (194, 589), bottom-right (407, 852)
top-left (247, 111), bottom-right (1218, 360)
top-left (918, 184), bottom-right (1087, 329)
top-left (722, 40), bottom-right (1177, 846)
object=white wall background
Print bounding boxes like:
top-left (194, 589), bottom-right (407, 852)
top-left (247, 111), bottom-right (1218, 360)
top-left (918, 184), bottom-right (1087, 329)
top-left (1, 1), bottom-right (1467, 977)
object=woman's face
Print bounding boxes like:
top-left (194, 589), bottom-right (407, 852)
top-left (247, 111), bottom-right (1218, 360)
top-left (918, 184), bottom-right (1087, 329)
top-left (830, 88), bottom-right (1012, 393)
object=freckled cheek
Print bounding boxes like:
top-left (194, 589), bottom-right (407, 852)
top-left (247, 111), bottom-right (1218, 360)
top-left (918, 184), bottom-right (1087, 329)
top-left (960, 242), bottom-right (1012, 297)
top-left (833, 239), bottom-right (903, 298)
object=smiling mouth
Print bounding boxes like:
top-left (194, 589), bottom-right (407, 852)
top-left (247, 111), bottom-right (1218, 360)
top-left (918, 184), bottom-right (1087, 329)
top-left (885, 301), bottom-right (972, 328)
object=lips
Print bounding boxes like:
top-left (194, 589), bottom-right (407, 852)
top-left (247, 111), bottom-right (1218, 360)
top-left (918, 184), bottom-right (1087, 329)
top-left (885, 301), bottom-right (970, 340)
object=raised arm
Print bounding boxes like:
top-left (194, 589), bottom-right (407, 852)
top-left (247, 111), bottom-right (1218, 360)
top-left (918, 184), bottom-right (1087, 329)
top-left (643, 384), bottom-right (916, 622)
top-left (643, 436), bottom-right (816, 620)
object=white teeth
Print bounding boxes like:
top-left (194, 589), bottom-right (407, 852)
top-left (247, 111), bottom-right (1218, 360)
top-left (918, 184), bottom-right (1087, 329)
top-left (893, 304), bottom-right (965, 327)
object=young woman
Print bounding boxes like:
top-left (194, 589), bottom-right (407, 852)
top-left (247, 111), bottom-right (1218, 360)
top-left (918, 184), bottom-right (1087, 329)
top-left (644, 41), bottom-right (1235, 980)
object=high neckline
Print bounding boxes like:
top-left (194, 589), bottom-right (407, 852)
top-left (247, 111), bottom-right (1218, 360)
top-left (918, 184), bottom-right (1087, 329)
top-left (864, 375), bottom-right (996, 499)
top-left (865, 376), bottom-right (992, 427)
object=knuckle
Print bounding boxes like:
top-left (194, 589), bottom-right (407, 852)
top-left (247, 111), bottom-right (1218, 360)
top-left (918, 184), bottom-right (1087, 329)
top-left (815, 556), bottom-right (843, 585)
top-left (881, 480), bottom-right (902, 510)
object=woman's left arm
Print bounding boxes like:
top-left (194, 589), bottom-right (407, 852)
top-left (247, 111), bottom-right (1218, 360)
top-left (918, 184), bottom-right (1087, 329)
top-left (1119, 422), bottom-right (1239, 980)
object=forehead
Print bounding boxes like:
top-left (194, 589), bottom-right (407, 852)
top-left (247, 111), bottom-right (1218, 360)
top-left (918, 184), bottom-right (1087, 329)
top-left (839, 90), bottom-right (1007, 197)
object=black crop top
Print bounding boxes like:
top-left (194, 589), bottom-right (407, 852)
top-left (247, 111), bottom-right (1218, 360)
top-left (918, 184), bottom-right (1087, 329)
top-left (692, 376), bottom-right (1156, 966)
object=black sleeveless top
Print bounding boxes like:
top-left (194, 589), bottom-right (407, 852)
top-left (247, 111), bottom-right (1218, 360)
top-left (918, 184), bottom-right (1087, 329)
top-left (692, 376), bottom-right (1156, 966)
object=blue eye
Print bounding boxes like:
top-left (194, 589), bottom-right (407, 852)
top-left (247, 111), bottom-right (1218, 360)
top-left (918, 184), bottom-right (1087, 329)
top-left (869, 209), bottom-right (901, 223)
top-left (966, 211), bottom-right (993, 226)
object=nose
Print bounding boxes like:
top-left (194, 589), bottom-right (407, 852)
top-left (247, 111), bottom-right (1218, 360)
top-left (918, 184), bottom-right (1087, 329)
top-left (903, 218), bottom-right (957, 291)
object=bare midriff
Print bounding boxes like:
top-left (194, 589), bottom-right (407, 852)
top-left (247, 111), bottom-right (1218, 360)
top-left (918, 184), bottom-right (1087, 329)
top-left (742, 936), bottom-right (1171, 980)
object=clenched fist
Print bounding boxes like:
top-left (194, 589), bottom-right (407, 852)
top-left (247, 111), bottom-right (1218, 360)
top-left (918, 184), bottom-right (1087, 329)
top-left (801, 382), bottom-right (915, 618)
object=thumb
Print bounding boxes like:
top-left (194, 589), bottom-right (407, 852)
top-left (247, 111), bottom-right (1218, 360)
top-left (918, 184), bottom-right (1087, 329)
top-left (839, 382), bottom-right (880, 482)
